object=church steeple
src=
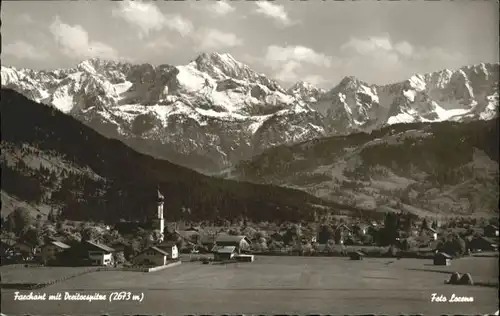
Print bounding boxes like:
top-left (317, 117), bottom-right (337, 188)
top-left (153, 185), bottom-right (165, 241)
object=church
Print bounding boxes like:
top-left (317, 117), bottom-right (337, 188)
top-left (113, 187), bottom-right (166, 241)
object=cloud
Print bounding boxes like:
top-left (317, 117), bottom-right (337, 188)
top-left (145, 37), bottom-right (173, 52)
top-left (195, 28), bottom-right (243, 51)
top-left (265, 45), bottom-right (333, 68)
top-left (164, 15), bottom-right (194, 37)
top-left (341, 35), bottom-right (393, 55)
top-left (263, 45), bottom-right (335, 84)
top-left (207, 1), bottom-right (236, 16)
top-left (394, 41), bottom-right (413, 57)
top-left (302, 75), bottom-right (328, 86)
top-left (340, 34), bottom-right (461, 67)
top-left (338, 34), bottom-right (464, 83)
top-left (3, 41), bottom-right (49, 61)
top-left (112, 1), bottom-right (193, 38)
top-left (254, 2), bottom-right (293, 27)
top-left (49, 16), bottom-right (118, 60)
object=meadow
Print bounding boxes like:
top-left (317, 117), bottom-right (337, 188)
top-left (1, 256), bottom-right (498, 315)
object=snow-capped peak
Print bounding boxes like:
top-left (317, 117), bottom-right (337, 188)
top-left (2, 56), bottom-right (498, 174)
top-left (192, 52), bottom-right (249, 80)
top-left (288, 81), bottom-right (316, 91)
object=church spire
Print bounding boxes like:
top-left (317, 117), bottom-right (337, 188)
top-left (157, 185), bottom-right (164, 202)
top-left (154, 185), bottom-right (165, 241)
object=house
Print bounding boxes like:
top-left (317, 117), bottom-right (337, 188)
top-left (215, 235), bottom-right (251, 253)
top-left (41, 240), bottom-right (71, 264)
top-left (132, 246), bottom-right (169, 266)
top-left (157, 241), bottom-right (179, 260)
top-left (434, 252), bottom-right (452, 266)
top-left (469, 236), bottom-right (498, 252)
top-left (483, 225), bottom-right (499, 238)
top-left (175, 230), bottom-right (200, 243)
top-left (84, 240), bottom-right (115, 266)
top-left (348, 251), bottom-right (364, 260)
top-left (13, 241), bottom-right (36, 256)
top-left (213, 246), bottom-right (237, 261)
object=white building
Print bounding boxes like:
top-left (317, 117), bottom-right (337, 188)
top-left (85, 240), bottom-right (115, 266)
top-left (158, 241), bottom-right (178, 260)
top-left (132, 246), bottom-right (169, 266)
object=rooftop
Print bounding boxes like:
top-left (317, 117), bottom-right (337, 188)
top-left (85, 240), bottom-right (115, 252)
top-left (49, 241), bottom-right (71, 249)
top-left (214, 246), bottom-right (237, 254)
top-left (215, 235), bottom-right (249, 244)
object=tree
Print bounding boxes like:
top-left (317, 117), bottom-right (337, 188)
top-left (382, 212), bottom-right (399, 246)
top-left (21, 226), bottom-right (44, 248)
top-left (333, 228), bottom-right (343, 245)
top-left (114, 251), bottom-right (126, 265)
top-left (431, 220), bottom-right (438, 230)
top-left (47, 209), bottom-right (55, 223)
top-left (103, 230), bottom-right (123, 245)
top-left (81, 225), bottom-right (102, 242)
top-left (318, 225), bottom-right (334, 244)
top-left (7, 207), bottom-right (33, 235)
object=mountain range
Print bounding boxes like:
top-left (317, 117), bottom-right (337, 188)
top-left (229, 118), bottom-right (499, 217)
top-left (2, 88), bottom-right (369, 223)
top-left (2, 53), bottom-right (498, 174)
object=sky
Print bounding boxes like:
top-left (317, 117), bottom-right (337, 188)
top-left (2, 0), bottom-right (499, 89)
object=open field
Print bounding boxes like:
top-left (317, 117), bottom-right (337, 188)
top-left (0, 266), bottom-right (97, 285)
top-left (1, 256), bottom-right (498, 315)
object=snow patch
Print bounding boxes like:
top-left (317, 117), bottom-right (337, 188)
top-left (387, 112), bottom-right (416, 124)
top-left (51, 86), bottom-right (74, 113)
top-left (176, 65), bottom-right (213, 93)
top-left (113, 81), bottom-right (133, 96)
top-left (403, 89), bottom-right (417, 102)
top-left (408, 75), bottom-right (427, 91)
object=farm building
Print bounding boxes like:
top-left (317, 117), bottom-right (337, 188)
top-left (215, 235), bottom-right (251, 253)
top-left (213, 246), bottom-right (237, 261)
top-left (157, 241), bottom-right (179, 260)
top-left (84, 240), bottom-right (115, 266)
top-left (41, 240), bottom-right (71, 264)
top-left (434, 252), bottom-right (452, 266)
top-left (483, 225), bottom-right (499, 238)
top-left (348, 251), bottom-right (364, 260)
top-left (132, 246), bottom-right (169, 266)
top-left (235, 254), bottom-right (255, 262)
